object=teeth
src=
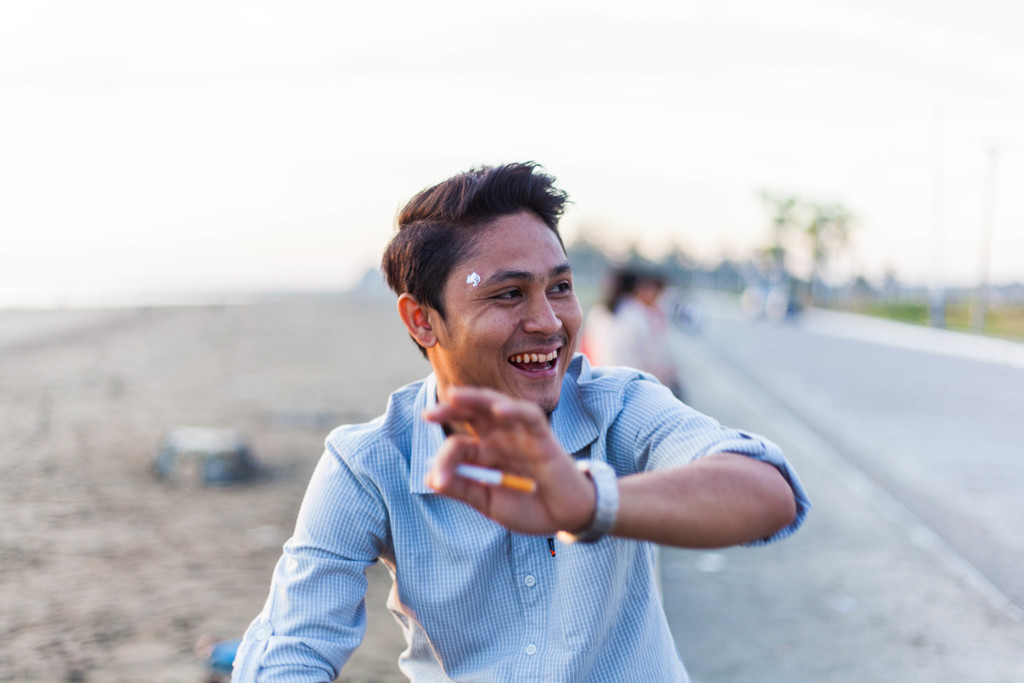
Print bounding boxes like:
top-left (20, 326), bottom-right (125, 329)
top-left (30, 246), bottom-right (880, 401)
top-left (509, 350), bottom-right (559, 364)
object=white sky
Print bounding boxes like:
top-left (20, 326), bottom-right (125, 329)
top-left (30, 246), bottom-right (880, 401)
top-left (2, 0), bottom-right (1023, 301)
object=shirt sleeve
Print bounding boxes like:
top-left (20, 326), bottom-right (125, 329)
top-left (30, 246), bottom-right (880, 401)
top-left (607, 378), bottom-right (810, 546)
top-left (231, 441), bottom-right (390, 682)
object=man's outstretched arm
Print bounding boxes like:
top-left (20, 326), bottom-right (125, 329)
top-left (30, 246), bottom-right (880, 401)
top-left (612, 452), bottom-right (796, 547)
top-left (425, 386), bottom-right (799, 549)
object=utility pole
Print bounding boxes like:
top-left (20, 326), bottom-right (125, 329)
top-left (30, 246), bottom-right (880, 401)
top-left (928, 102), bottom-right (946, 328)
top-left (970, 145), bottom-right (999, 333)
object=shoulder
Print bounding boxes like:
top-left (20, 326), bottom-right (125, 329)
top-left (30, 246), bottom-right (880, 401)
top-left (560, 354), bottom-right (695, 472)
top-left (570, 352), bottom-right (658, 391)
top-left (564, 354), bottom-right (670, 420)
top-left (324, 378), bottom-right (425, 470)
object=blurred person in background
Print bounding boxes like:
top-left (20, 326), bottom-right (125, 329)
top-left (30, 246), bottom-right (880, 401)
top-left (231, 162), bottom-right (808, 682)
top-left (579, 267), bottom-right (634, 368)
top-left (583, 267), bottom-right (685, 402)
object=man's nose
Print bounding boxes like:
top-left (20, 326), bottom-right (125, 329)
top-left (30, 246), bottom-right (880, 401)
top-left (522, 295), bottom-right (563, 334)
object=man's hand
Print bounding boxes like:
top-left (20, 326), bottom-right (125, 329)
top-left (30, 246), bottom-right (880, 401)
top-left (424, 386), bottom-right (595, 536)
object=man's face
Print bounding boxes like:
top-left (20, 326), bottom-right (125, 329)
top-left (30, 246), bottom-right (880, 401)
top-left (427, 211), bottom-right (582, 413)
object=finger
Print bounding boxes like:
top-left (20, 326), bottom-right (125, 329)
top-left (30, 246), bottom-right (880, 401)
top-left (487, 399), bottom-right (550, 436)
top-left (427, 471), bottom-right (494, 514)
top-left (423, 388), bottom-right (501, 424)
top-left (423, 403), bottom-right (489, 431)
top-left (450, 385), bottom-right (546, 426)
top-left (425, 405), bottom-right (503, 440)
top-left (426, 438), bottom-right (495, 511)
top-left (447, 385), bottom-right (507, 404)
top-left (427, 388), bottom-right (546, 435)
top-left (428, 434), bottom-right (478, 489)
top-left (429, 434), bottom-right (506, 485)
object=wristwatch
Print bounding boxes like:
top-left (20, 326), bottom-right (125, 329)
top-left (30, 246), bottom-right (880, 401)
top-left (557, 459), bottom-right (619, 544)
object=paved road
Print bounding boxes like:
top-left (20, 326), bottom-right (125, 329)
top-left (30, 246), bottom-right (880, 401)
top-left (661, 298), bottom-right (1024, 682)
top-left (708, 300), bottom-right (1024, 609)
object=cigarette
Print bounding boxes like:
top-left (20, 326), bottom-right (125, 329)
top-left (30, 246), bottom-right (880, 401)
top-left (455, 464), bottom-right (537, 493)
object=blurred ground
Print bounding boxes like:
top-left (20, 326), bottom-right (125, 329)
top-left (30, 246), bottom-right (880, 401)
top-left (0, 297), bottom-right (414, 682)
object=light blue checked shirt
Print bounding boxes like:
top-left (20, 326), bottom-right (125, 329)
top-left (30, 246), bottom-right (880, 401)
top-left (232, 355), bottom-right (809, 682)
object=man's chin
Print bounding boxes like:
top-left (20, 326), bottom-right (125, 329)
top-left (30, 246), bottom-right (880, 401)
top-left (513, 387), bottom-right (562, 414)
top-left (499, 370), bottom-right (564, 411)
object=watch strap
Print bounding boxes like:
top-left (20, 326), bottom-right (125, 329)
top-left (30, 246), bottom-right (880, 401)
top-left (557, 459), bottom-right (619, 544)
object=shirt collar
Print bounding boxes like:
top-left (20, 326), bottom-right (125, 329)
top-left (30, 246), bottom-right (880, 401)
top-left (550, 354), bottom-right (601, 457)
top-left (409, 373), bottom-right (446, 494)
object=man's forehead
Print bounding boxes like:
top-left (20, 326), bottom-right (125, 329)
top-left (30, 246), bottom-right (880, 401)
top-left (464, 224), bottom-right (569, 270)
top-left (477, 262), bottom-right (572, 287)
top-left (446, 212), bottom-right (569, 288)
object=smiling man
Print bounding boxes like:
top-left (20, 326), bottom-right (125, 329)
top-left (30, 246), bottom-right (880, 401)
top-left (231, 163), bottom-right (809, 682)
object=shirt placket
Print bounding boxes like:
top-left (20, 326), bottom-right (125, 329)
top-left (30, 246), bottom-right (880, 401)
top-left (507, 532), bottom-right (554, 681)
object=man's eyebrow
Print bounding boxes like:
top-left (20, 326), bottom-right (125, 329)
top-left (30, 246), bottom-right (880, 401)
top-left (482, 262), bottom-right (573, 287)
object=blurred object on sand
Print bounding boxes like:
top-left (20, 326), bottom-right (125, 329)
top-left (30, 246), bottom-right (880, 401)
top-left (155, 427), bottom-right (258, 486)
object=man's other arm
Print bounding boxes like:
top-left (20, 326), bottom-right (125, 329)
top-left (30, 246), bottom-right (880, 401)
top-left (611, 452), bottom-right (795, 547)
top-left (424, 387), bottom-right (805, 549)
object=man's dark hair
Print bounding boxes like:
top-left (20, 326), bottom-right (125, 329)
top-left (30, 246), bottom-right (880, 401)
top-left (381, 162), bottom-right (570, 356)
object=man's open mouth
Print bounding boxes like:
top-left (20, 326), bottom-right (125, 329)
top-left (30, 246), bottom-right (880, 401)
top-left (508, 348), bottom-right (559, 372)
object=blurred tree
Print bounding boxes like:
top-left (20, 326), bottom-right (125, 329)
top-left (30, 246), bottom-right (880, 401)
top-left (852, 275), bottom-right (874, 306)
top-left (806, 203), bottom-right (853, 305)
top-left (882, 269), bottom-right (902, 303)
top-left (760, 191), bottom-right (856, 307)
top-left (714, 260), bottom-right (743, 293)
top-left (565, 232), bottom-right (611, 292)
top-left (659, 245), bottom-right (695, 290)
top-left (759, 192), bottom-right (802, 284)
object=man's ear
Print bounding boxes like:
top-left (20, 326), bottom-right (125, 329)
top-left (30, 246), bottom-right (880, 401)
top-left (397, 293), bottom-right (438, 349)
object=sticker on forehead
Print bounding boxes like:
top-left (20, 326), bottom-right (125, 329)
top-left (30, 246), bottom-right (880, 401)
top-left (466, 271), bottom-right (481, 287)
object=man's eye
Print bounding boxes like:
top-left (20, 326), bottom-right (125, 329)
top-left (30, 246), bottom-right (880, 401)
top-left (551, 282), bottom-right (573, 294)
top-left (494, 290), bottom-right (522, 300)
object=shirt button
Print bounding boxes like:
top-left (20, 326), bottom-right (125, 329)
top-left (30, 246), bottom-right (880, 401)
top-left (524, 575), bottom-right (536, 587)
top-left (254, 627), bottom-right (270, 641)
top-left (525, 643), bottom-right (537, 655)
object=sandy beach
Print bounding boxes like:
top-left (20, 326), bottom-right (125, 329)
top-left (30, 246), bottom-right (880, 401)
top-left (0, 295), bottom-right (420, 682)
